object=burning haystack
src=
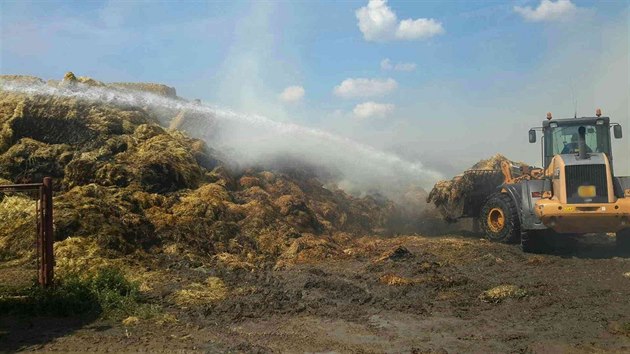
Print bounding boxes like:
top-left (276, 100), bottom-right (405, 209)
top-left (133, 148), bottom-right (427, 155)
top-left (0, 73), bottom-right (410, 266)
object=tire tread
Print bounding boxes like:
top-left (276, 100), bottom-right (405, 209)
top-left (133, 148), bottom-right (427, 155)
top-left (480, 192), bottom-right (521, 244)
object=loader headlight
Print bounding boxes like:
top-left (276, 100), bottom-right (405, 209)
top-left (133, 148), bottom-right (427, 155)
top-left (578, 185), bottom-right (597, 198)
top-left (625, 189), bottom-right (630, 197)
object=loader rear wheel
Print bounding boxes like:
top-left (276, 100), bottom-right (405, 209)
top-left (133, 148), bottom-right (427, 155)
top-left (480, 193), bottom-right (520, 244)
top-left (617, 229), bottom-right (630, 254)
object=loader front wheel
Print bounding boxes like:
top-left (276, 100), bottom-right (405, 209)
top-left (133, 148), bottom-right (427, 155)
top-left (480, 193), bottom-right (520, 244)
top-left (617, 229), bottom-right (630, 254)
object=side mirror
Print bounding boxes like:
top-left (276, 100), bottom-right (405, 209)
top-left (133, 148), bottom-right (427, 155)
top-left (614, 125), bottom-right (623, 139)
top-left (529, 129), bottom-right (536, 143)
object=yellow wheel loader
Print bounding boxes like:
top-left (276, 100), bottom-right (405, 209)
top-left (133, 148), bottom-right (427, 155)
top-left (465, 110), bottom-right (629, 253)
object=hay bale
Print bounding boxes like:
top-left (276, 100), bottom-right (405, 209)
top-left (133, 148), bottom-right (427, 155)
top-left (77, 76), bottom-right (105, 87)
top-left (63, 72), bottom-right (77, 82)
top-left (0, 75), bottom-right (45, 85)
top-left (110, 82), bottom-right (177, 98)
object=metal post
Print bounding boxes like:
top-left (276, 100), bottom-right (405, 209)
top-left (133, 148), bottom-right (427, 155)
top-left (37, 188), bottom-right (44, 286)
top-left (42, 177), bottom-right (54, 288)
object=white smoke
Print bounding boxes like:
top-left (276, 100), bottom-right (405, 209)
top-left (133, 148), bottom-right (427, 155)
top-left (0, 81), bottom-right (442, 197)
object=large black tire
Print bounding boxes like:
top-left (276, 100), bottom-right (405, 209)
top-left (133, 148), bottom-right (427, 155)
top-left (617, 229), bottom-right (630, 254)
top-left (480, 193), bottom-right (520, 244)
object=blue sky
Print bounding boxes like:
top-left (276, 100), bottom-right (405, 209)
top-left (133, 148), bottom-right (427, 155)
top-left (1, 0), bottom-right (628, 176)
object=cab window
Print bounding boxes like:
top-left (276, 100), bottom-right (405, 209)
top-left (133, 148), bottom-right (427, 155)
top-left (548, 124), bottom-right (610, 156)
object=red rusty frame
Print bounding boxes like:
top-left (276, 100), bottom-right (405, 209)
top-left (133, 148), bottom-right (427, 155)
top-left (0, 177), bottom-right (54, 288)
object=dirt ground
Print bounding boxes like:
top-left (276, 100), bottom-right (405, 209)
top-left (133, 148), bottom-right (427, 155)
top-left (1, 232), bottom-right (629, 353)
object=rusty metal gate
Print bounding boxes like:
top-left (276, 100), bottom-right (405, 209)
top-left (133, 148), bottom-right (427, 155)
top-left (0, 177), bottom-right (54, 287)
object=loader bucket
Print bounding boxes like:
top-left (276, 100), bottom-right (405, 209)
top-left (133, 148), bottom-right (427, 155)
top-left (460, 169), bottom-right (505, 218)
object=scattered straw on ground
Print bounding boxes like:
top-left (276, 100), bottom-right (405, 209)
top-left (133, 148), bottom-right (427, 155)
top-left (480, 284), bottom-right (527, 303)
top-left (171, 276), bottom-right (228, 307)
top-left (526, 255), bottom-right (550, 265)
top-left (608, 321), bottom-right (630, 337)
top-left (122, 316), bottom-right (140, 326)
top-left (373, 245), bottom-right (413, 263)
top-left (155, 313), bottom-right (179, 326)
top-left (379, 273), bottom-right (415, 286)
top-left (213, 252), bottom-right (257, 271)
top-left (275, 234), bottom-right (345, 269)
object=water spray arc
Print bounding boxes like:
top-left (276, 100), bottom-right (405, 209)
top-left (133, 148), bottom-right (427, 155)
top-left (0, 81), bottom-right (441, 196)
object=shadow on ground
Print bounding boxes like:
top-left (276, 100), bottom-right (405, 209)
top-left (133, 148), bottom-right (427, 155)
top-left (0, 314), bottom-right (99, 352)
top-left (0, 281), bottom-right (101, 352)
top-left (430, 226), bottom-right (627, 260)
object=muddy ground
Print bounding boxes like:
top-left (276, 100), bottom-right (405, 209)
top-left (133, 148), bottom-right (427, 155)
top-left (1, 232), bottom-right (629, 353)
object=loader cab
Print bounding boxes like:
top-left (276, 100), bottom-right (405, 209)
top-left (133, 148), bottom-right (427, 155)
top-left (529, 115), bottom-right (622, 169)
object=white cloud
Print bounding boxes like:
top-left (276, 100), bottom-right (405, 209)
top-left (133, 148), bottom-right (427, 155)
top-left (333, 78), bottom-right (397, 98)
top-left (514, 0), bottom-right (578, 22)
top-left (381, 58), bottom-right (416, 72)
top-left (353, 101), bottom-right (395, 119)
top-left (355, 0), bottom-right (397, 41)
top-left (396, 18), bottom-right (444, 40)
top-left (356, 0), bottom-right (444, 42)
top-left (279, 85), bottom-right (305, 102)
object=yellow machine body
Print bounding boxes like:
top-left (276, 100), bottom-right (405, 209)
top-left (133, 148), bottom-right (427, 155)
top-left (531, 154), bottom-right (630, 233)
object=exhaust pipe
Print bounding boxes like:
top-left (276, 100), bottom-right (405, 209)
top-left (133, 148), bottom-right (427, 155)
top-left (577, 126), bottom-right (588, 160)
